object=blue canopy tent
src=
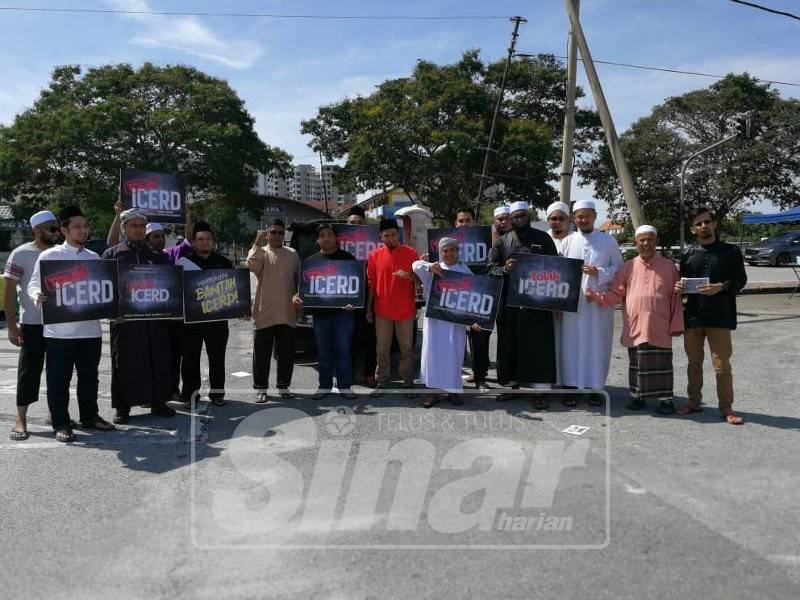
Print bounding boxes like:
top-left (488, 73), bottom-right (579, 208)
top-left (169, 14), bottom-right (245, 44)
top-left (742, 207), bottom-right (800, 225)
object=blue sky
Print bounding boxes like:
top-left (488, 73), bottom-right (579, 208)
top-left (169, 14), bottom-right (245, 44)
top-left (1, 0), bottom-right (798, 218)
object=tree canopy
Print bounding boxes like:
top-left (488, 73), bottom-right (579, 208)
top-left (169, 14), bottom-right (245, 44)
top-left (581, 74), bottom-right (800, 244)
top-left (0, 62), bottom-right (290, 238)
top-left (301, 50), bottom-right (601, 220)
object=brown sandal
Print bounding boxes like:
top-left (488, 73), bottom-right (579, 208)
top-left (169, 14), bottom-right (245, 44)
top-left (55, 427), bottom-right (76, 443)
top-left (676, 404), bottom-right (702, 415)
top-left (10, 428), bottom-right (29, 441)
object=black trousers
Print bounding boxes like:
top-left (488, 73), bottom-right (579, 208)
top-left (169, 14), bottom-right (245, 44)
top-left (467, 328), bottom-right (491, 382)
top-left (168, 321), bottom-right (183, 395)
top-left (17, 324), bottom-right (45, 407)
top-left (352, 310), bottom-right (377, 381)
top-left (181, 321), bottom-right (229, 403)
top-left (253, 324), bottom-right (295, 390)
top-left (44, 337), bottom-right (101, 430)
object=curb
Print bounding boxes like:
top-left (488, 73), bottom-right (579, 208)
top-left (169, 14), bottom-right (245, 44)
top-left (741, 282), bottom-right (798, 295)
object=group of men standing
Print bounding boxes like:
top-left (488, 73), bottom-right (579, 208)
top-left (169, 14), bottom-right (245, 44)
top-left (5, 196), bottom-right (748, 442)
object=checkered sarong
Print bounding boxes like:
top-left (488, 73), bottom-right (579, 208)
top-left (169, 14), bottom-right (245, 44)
top-left (628, 343), bottom-right (673, 400)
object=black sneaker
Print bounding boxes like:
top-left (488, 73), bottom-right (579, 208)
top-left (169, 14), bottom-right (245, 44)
top-left (151, 404), bottom-right (177, 417)
top-left (626, 398), bottom-right (646, 411)
top-left (113, 410), bottom-right (130, 425)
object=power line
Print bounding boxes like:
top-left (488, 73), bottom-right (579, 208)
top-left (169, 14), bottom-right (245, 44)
top-left (0, 6), bottom-right (512, 20)
top-left (516, 52), bottom-right (800, 87)
top-left (728, 0), bottom-right (800, 22)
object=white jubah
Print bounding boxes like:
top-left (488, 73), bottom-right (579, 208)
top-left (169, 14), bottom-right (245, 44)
top-left (558, 229), bottom-right (623, 390)
top-left (412, 259), bottom-right (471, 393)
top-left (548, 230), bottom-right (568, 385)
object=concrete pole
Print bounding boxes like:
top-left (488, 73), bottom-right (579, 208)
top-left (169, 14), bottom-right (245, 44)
top-left (559, 0), bottom-right (579, 205)
top-left (562, 0), bottom-right (644, 228)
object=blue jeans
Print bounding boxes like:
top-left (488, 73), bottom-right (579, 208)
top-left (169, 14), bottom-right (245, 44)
top-left (313, 312), bottom-right (355, 390)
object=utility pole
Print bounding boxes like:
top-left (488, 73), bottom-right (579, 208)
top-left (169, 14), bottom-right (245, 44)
top-left (318, 151), bottom-right (330, 215)
top-left (560, 0), bottom-right (579, 205)
top-left (475, 15), bottom-right (526, 210)
top-left (562, 0), bottom-right (644, 228)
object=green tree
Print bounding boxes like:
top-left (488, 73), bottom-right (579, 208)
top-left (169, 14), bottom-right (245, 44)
top-left (0, 63), bottom-right (290, 240)
top-left (301, 50), bottom-right (600, 221)
top-left (581, 74), bottom-right (800, 245)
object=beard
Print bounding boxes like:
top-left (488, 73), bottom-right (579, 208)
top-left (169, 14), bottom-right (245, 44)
top-left (512, 220), bottom-right (529, 233)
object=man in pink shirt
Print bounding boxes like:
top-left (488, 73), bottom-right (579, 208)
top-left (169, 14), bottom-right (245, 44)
top-left (586, 225), bottom-right (684, 414)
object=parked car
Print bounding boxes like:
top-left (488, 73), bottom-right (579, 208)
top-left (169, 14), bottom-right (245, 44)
top-left (744, 230), bottom-right (800, 266)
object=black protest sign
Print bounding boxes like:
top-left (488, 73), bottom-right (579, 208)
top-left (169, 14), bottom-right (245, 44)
top-left (120, 168), bottom-right (185, 223)
top-left (183, 269), bottom-right (252, 323)
top-left (40, 260), bottom-right (119, 324)
top-left (425, 270), bottom-right (502, 330)
top-left (118, 264), bottom-right (184, 320)
top-left (506, 253), bottom-right (584, 312)
top-left (427, 226), bottom-right (492, 266)
top-left (299, 259), bottom-right (366, 309)
top-left (335, 224), bottom-right (383, 261)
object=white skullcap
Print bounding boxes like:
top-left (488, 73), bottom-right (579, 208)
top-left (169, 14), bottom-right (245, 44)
top-left (509, 201), bottom-right (530, 213)
top-left (572, 199), bottom-right (596, 212)
top-left (635, 224), bottom-right (657, 237)
top-left (493, 205), bottom-right (510, 217)
top-left (29, 210), bottom-right (57, 228)
top-left (146, 223), bottom-right (164, 235)
top-left (120, 208), bottom-right (147, 224)
top-left (438, 237), bottom-right (459, 251)
top-left (546, 201), bottom-right (570, 217)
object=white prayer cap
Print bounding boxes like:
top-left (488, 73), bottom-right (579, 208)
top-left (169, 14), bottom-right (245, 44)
top-left (546, 201), bottom-right (570, 217)
top-left (635, 224), bottom-right (657, 237)
top-left (509, 201), bottom-right (530, 213)
top-left (146, 222), bottom-right (164, 236)
top-left (438, 237), bottom-right (459, 251)
top-left (29, 210), bottom-right (57, 228)
top-left (493, 205), bottom-right (510, 217)
top-left (120, 208), bottom-right (147, 224)
top-left (572, 199), bottom-right (596, 212)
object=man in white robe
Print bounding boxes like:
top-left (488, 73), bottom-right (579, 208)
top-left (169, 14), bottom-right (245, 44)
top-left (413, 237), bottom-right (479, 408)
top-left (546, 201), bottom-right (570, 254)
top-left (559, 200), bottom-right (623, 406)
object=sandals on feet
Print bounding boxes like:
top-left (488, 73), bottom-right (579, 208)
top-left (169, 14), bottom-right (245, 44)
top-left (676, 404), bottom-right (702, 416)
top-left (722, 411), bottom-right (744, 425)
top-left (10, 428), bottom-right (29, 441)
top-left (55, 427), bottom-right (76, 443)
top-left (81, 416), bottom-right (115, 431)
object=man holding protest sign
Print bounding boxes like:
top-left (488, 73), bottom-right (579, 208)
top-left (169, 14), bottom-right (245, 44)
top-left (293, 223), bottom-right (358, 399)
top-left (247, 219), bottom-right (300, 402)
top-left (102, 209), bottom-right (176, 424)
top-left (559, 200), bottom-right (623, 406)
top-left (451, 206), bottom-right (492, 391)
top-left (366, 219), bottom-right (419, 395)
top-left (178, 222), bottom-right (234, 406)
top-left (28, 206), bottom-right (115, 442)
top-left (345, 206), bottom-right (377, 387)
top-left (413, 238), bottom-right (483, 408)
top-left (488, 201), bottom-right (559, 408)
top-left (5, 210), bottom-right (60, 441)
top-left (586, 225), bottom-right (684, 415)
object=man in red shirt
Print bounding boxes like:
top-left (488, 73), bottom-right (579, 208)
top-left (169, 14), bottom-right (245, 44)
top-left (366, 219), bottom-right (419, 393)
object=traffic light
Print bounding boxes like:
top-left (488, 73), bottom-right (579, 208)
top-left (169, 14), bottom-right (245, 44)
top-left (733, 111), bottom-right (758, 141)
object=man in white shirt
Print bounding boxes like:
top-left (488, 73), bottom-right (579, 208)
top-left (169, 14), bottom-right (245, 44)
top-left (28, 206), bottom-right (115, 442)
top-left (4, 210), bottom-right (61, 440)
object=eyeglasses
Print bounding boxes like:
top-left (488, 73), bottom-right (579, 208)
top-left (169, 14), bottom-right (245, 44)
top-left (268, 230), bottom-right (285, 236)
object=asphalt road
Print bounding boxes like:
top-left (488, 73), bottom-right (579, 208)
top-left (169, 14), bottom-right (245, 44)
top-left (1, 293), bottom-right (798, 599)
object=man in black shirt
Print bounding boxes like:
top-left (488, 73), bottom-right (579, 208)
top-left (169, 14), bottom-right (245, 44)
top-left (293, 223), bottom-right (358, 399)
top-left (674, 207), bottom-right (747, 425)
top-left (177, 222), bottom-right (233, 406)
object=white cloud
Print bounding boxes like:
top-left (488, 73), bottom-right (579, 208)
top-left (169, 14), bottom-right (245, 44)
top-left (108, 0), bottom-right (263, 69)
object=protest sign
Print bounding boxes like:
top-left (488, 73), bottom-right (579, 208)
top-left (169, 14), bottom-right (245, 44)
top-left (118, 264), bottom-right (184, 320)
top-left (427, 226), bottom-right (492, 266)
top-left (120, 168), bottom-right (185, 223)
top-left (40, 260), bottom-right (119, 324)
top-left (425, 270), bottom-right (502, 330)
top-left (183, 269), bottom-right (251, 323)
top-left (299, 259), bottom-right (366, 309)
top-left (506, 253), bottom-right (584, 312)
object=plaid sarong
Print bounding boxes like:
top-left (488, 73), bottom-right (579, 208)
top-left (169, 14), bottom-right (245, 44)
top-left (628, 343), bottom-right (673, 400)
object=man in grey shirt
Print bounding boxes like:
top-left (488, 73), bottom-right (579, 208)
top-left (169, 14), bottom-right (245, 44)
top-left (4, 210), bottom-right (61, 440)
